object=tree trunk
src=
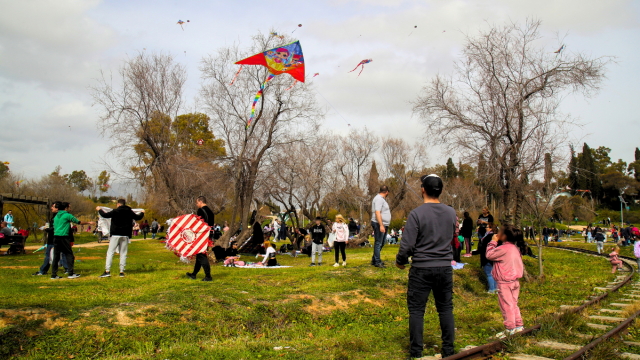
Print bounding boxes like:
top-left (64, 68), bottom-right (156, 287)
top-left (349, 223), bottom-right (373, 247)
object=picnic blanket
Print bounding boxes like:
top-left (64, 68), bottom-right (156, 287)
top-left (235, 264), bottom-right (292, 269)
top-left (451, 262), bottom-right (466, 270)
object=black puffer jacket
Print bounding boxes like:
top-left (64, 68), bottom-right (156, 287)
top-left (99, 205), bottom-right (144, 237)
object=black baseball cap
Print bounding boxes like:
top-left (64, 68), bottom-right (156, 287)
top-left (421, 174), bottom-right (443, 193)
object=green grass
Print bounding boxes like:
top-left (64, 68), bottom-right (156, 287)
top-left (0, 240), bottom-right (618, 359)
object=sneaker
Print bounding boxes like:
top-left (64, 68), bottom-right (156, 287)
top-left (32, 272), bottom-right (44, 276)
top-left (333, 263), bottom-right (340, 267)
top-left (309, 263), bottom-right (315, 267)
top-left (318, 263), bottom-right (322, 266)
top-left (51, 275), bottom-right (62, 280)
top-left (495, 329), bottom-right (515, 339)
top-left (68, 273), bottom-right (81, 279)
top-left (513, 326), bottom-right (525, 333)
top-left (99, 271), bottom-right (111, 278)
top-left (202, 277), bottom-right (212, 282)
top-left (342, 261), bottom-right (347, 267)
top-left (119, 272), bottom-right (125, 277)
top-left (186, 272), bottom-right (196, 280)
top-left (64, 271), bottom-right (69, 275)
top-left (373, 263), bottom-right (386, 268)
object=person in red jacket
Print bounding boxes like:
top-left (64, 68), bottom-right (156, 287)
top-left (486, 225), bottom-right (525, 339)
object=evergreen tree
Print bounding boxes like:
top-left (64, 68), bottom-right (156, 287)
top-left (367, 161), bottom-right (380, 196)
top-left (445, 158), bottom-right (458, 179)
top-left (629, 147), bottom-right (640, 182)
top-left (568, 145), bottom-right (578, 190)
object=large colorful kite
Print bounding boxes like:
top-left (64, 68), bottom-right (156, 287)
top-left (230, 41), bottom-right (305, 128)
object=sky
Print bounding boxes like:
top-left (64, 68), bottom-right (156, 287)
top-left (1, 0), bottom-right (639, 194)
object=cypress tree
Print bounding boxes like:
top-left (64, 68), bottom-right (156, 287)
top-left (568, 145), bottom-right (578, 190)
top-left (445, 158), bottom-right (458, 179)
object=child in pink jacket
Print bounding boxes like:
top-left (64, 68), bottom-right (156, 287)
top-left (610, 246), bottom-right (623, 274)
top-left (486, 225), bottom-right (524, 339)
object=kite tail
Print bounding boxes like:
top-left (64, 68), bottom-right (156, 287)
top-left (349, 64), bottom-right (362, 73)
top-left (358, 66), bottom-right (365, 77)
top-left (247, 74), bottom-right (275, 128)
top-left (285, 80), bottom-right (298, 91)
top-left (229, 65), bottom-right (243, 85)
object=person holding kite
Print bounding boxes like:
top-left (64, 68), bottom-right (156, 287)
top-left (186, 196), bottom-right (215, 281)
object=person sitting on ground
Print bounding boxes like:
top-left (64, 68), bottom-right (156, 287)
top-left (226, 242), bottom-right (239, 258)
top-left (485, 225), bottom-right (525, 339)
top-left (261, 240), bottom-right (278, 266)
top-left (610, 246), bottom-right (623, 274)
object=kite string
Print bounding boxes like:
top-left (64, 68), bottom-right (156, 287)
top-left (229, 65), bottom-right (243, 85)
top-left (247, 74), bottom-right (275, 128)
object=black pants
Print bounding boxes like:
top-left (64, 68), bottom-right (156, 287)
top-left (192, 253), bottom-right (211, 277)
top-left (407, 266), bottom-right (455, 358)
top-left (52, 236), bottom-right (75, 276)
top-left (334, 242), bottom-right (346, 263)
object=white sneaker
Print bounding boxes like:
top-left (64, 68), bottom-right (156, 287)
top-left (333, 263), bottom-right (339, 267)
top-left (513, 326), bottom-right (524, 333)
top-left (342, 261), bottom-right (346, 267)
top-left (495, 329), bottom-right (515, 339)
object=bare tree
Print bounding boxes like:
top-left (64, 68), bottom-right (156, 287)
top-left (199, 33), bottom-right (323, 247)
top-left (413, 19), bottom-right (611, 227)
top-left (91, 52), bottom-right (228, 214)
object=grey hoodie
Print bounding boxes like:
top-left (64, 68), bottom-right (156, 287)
top-left (396, 203), bottom-right (457, 268)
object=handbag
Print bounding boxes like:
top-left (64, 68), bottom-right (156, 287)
top-left (327, 233), bottom-right (335, 247)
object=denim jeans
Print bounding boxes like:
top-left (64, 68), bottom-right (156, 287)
top-left (483, 263), bottom-right (497, 291)
top-left (39, 244), bottom-right (55, 274)
top-left (151, 231), bottom-right (157, 239)
top-left (407, 266), bottom-right (455, 358)
top-left (544, 235), bottom-right (549, 246)
top-left (371, 221), bottom-right (388, 266)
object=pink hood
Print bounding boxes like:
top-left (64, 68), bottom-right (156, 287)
top-left (486, 241), bottom-right (523, 283)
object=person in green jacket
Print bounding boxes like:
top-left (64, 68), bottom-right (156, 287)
top-left (51, 202), bottom-right (94, 279)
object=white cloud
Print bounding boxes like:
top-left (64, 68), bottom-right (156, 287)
top-left (0, 0), bottom-right (117, 90)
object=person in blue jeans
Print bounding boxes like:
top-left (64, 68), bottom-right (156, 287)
top-left (370, 185), bottom-right (391, 268)
top-left (478, 223), bottom-right (497, 293)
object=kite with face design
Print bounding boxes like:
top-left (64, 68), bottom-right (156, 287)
top-left (229, 41), bottom-right (306, 128)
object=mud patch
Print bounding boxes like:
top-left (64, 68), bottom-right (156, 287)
top-left (0, 308), bottom-right (66, 329)
top-left (288, 290), bottom-right (385, 316)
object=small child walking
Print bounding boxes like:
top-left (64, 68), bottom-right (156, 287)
top-left (610, 246), bottom-right (623, 274)
top-left (486, 225), bottom-right (525, 338)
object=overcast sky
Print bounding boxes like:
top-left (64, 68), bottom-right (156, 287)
top-left (1, 0), bottom-right (639, 193)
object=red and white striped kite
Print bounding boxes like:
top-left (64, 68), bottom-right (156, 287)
top-left (166, 214), bottom-right (211, 259)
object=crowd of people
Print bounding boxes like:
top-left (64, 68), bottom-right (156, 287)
top-left (9, 175), bottom-right (638, 358)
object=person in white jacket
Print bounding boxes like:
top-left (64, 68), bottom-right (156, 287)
top-left (332, 214), bottom-right (349, 267)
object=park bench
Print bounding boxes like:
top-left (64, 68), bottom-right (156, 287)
top-left (0, 235), bottom-right (26, 255)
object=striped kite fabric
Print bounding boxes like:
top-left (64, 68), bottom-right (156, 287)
top-left (166, 214), bottom-right (211, 258)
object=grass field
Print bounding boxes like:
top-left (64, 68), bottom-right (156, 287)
top-left (0, 238), bottom-right (619, 359)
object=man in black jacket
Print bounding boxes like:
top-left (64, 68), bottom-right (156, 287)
top-left (97, 199), bottom-right (144, 278)
top-left (187, 196), bottom-right (214, 282)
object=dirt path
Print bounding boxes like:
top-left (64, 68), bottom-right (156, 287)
top-left (24, 238), bottom-right (155, 251)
